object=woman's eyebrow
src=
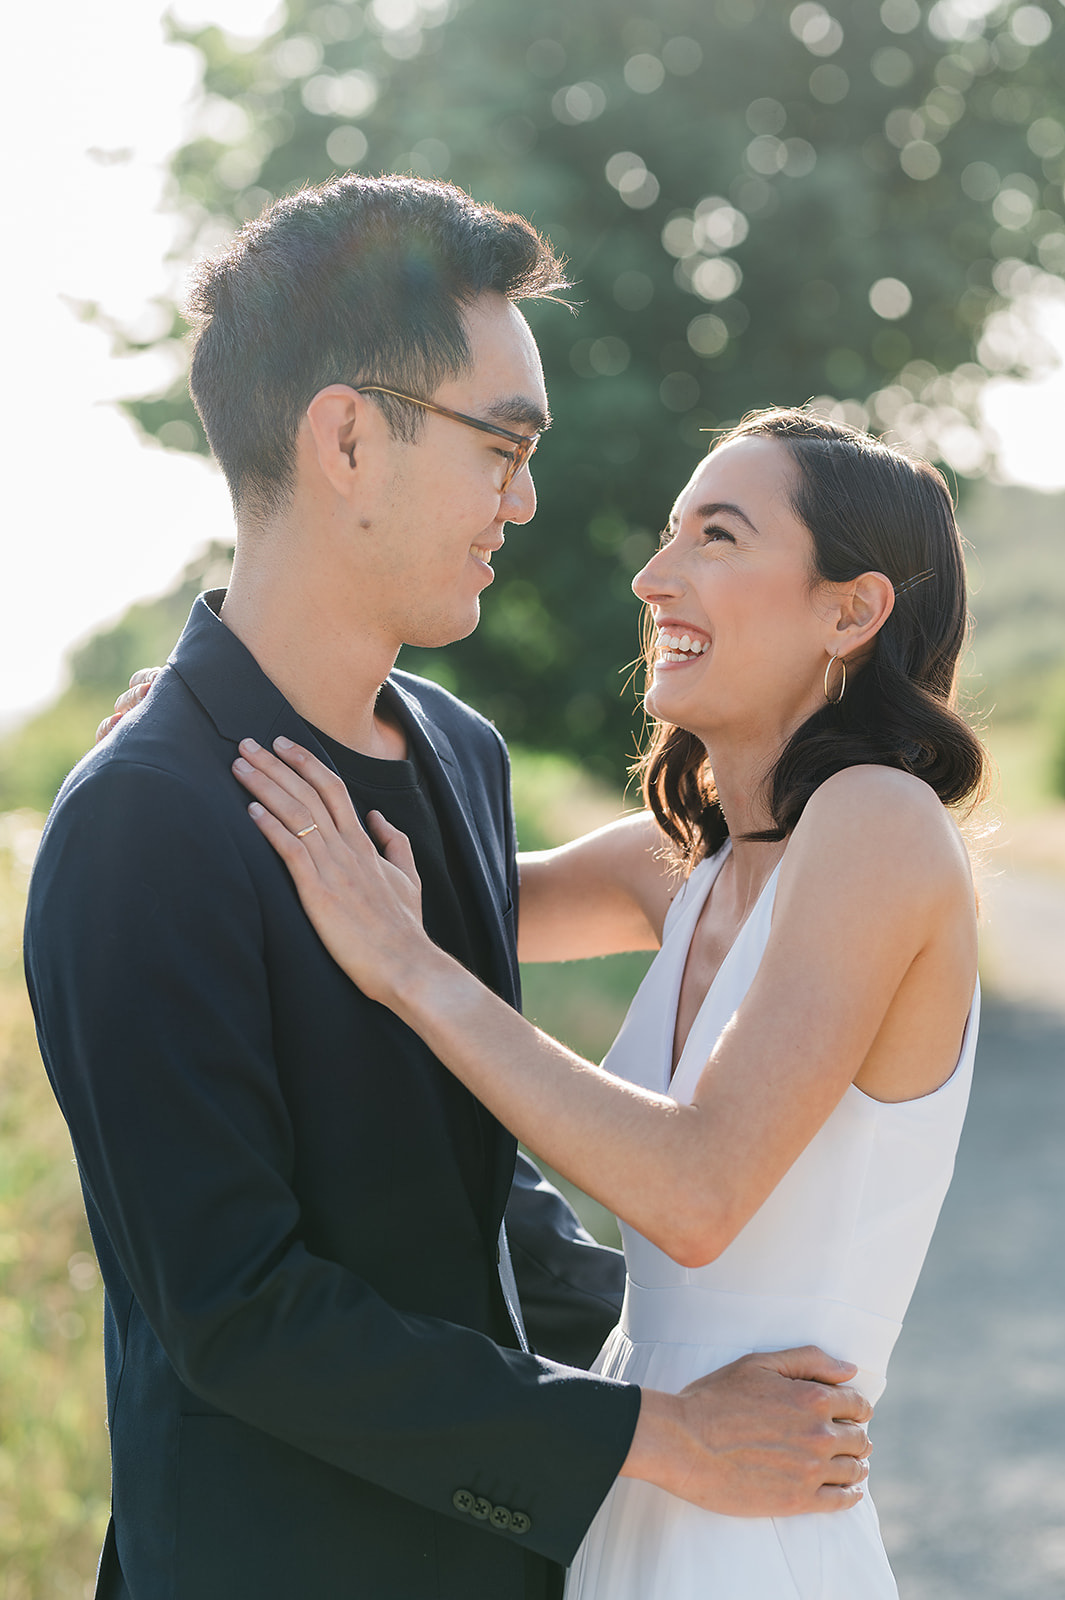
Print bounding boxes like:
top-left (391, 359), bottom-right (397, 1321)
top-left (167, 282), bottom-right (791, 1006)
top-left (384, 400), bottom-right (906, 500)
top-left (692, 500), bottom-right (761, 534)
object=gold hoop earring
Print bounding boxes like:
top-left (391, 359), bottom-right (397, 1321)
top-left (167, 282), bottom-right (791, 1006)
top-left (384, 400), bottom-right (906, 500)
top-left (824, 652), bottom-right (847, 705)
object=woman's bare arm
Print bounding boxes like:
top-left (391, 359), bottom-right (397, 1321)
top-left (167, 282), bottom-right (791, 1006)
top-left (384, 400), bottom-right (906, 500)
top-left (517, 810), bottom-right (674, 962)
top-left (232, 744), bottom-right (976, 1270)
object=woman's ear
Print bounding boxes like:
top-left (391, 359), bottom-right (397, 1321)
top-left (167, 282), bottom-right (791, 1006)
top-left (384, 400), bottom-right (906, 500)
top-left (304, 385), bottom-right (364, 497)
top-left (831, 570), bottom-right (896, 657)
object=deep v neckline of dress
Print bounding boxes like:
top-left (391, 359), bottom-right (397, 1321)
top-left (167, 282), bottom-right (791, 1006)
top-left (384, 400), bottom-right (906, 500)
top-left (664, 842), bottom-right (785, 1094)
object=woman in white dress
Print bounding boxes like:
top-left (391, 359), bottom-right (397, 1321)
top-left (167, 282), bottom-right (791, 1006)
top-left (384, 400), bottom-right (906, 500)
top-left (230, 408), bottom-right (988, 1598)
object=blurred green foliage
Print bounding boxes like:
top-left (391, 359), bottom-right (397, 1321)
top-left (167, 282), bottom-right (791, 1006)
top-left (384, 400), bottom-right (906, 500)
top-left (0, 545), bottom-right (232, 815)
top-left (107, 0), bottom-right (1065, 780)
top-left (0, 813), bottom-right (110, 1597)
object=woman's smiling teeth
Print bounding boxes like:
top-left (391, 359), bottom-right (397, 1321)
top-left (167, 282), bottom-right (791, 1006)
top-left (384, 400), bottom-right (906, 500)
top-left (471, 544), bottom-right (493, 564)
top-left (656, 628), bottom-right (710, 662)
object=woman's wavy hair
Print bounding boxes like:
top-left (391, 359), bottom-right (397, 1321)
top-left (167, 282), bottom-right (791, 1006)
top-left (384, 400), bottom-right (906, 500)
top-left (635, 407), bottom-right (990, 869)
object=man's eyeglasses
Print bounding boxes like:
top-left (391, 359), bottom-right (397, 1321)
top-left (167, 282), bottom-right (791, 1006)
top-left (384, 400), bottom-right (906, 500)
top-left (355, 385), bottom-right (539, 492)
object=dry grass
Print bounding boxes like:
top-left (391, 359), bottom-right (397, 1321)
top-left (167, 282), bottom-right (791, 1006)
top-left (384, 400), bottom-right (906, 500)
top-left (0, 815), bottom-right (109, 1599)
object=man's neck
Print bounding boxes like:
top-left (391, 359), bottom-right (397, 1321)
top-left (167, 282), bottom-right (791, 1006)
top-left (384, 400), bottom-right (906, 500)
top-left (219, 550), bottom-right (408, 760)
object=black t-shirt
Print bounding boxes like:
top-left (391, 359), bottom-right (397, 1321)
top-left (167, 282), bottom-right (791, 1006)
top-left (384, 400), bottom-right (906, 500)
top-left (306, 719), bottom-right (500, 1221)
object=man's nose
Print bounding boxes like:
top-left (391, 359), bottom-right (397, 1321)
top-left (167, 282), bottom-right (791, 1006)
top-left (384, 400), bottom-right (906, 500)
top-left (500, 461), bottom-right (536, 525)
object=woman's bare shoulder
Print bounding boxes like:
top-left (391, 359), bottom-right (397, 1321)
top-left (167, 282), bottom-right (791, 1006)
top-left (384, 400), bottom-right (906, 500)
top-left (787, 765), bottom-right (973, 898)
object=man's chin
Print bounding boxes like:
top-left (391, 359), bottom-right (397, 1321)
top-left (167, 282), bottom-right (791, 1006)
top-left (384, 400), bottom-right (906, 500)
top-left (404, 604), bottom-right (481, 652)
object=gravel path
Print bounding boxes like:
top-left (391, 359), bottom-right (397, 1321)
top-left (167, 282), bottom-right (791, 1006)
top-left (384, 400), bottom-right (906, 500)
top-left (871, 858), bottom-right (1065, 1600)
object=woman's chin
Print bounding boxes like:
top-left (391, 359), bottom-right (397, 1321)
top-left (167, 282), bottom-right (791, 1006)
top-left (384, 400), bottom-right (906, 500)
top-left (645, 675), bottom-right (696, 729)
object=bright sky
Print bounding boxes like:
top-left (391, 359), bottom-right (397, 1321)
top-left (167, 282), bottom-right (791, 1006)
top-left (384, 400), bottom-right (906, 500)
top-left (2, 0), bottom-right (1064, 729)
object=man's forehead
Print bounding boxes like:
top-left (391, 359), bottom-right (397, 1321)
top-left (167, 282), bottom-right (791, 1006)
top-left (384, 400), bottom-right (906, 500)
top-left (454, 296), bottom-right (550, 429)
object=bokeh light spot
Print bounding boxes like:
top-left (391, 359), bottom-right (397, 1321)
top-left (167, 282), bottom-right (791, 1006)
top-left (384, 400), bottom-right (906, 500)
top-left (870, 276), bottom-right (913, 318)
top-left (871, 46), bottom-right (914, 86)
top-left (790, 3), bottom-right (844, 56)
top-left (810, 64), bottom-right (849, 102)
top-left (687, 313), bottom-right (730, 356)
top-left (624, 54), bottom-right (666, 94)
top-left (662, 36), bottom-right (703, 74)
top-left (900, 140), bottom-right (942, 180)
top-left (880, 0), bottom-right (921, 33)
top-left (326, 125), bottom-right (369, 167)
top-left (1010, 6), bottom-right (1052, 47)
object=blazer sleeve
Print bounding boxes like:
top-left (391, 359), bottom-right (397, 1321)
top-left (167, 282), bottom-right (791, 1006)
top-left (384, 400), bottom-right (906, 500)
top-left (24, 758), bottom-right (640, 1567)
top-left (506, 1154), bottom-right (625, 1369)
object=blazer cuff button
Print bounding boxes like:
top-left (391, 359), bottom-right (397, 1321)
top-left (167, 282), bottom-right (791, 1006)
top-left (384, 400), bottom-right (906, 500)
top-left (452, 1489), bottom-right (475, 1515)
top-left (489, 1505), bottom-right (513, 1531)
top-left (471, 1496), bottom-right (492, 1521)
top-left (510, 1511), bottom-right (532, 1535)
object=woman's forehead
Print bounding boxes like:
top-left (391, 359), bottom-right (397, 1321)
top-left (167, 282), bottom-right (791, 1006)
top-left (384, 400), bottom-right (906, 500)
top-left (673, 434), bottom-right (796, 522)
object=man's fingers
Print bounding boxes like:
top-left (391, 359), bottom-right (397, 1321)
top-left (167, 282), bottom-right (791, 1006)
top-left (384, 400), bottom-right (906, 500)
top-left (831, 1417), bottom-right (873, 1459)
top-left (813, 1482), bottom-right (866, 1513)
top-left (751, 1344), bottom-right (858, 1388)
top-left (821, 1383), bottom-right (873, 1426)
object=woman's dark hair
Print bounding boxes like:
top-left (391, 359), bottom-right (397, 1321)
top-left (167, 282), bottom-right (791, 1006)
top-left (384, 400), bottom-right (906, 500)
top-left (636, 407), bottom-right (990, 868)
top-left (186, 174), bottom-right (568, 520)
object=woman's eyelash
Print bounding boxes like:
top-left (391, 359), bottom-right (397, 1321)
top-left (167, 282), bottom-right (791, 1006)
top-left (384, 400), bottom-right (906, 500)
top-left (703, 524), bottom-right (735, 542)
top-left (658, 526), bottom-right (675, 548)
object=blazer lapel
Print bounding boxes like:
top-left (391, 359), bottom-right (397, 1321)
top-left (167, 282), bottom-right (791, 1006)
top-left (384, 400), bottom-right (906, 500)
top-left (384, 678), bottom-right (522, 1234)
top-left (384, 678), bottom-right (518, 1008)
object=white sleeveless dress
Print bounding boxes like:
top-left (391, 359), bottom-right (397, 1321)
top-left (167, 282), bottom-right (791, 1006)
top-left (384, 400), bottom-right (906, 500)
top-left (565, 842), bottom-right (979, 1600)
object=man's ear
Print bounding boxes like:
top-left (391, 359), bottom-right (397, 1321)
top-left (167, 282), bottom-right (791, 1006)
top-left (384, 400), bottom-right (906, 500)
top-left (830, 570), bottom-right (896, 657)
top-left (304, 385), bottom-right (366, 497)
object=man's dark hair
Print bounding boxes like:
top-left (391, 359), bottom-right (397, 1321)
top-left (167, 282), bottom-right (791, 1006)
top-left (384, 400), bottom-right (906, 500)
top-left (186, 174), bottom-right (568, 519)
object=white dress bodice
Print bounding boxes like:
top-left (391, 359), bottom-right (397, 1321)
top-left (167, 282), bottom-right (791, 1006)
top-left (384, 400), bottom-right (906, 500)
top-left (565, 842), bottom-right (978, 1600)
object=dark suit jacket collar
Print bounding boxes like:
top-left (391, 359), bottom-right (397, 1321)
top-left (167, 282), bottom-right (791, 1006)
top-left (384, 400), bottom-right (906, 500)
top-left (169, 595), bottom-right (511, 935)
top-left (168, 598), bottom-right (513, 1004)
top-left (168, 590), bottom-right (323, 752)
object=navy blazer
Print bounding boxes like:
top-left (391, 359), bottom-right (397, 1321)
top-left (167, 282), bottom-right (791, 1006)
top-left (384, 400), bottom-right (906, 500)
top-left (25, 594), bottom-right (638, 1600)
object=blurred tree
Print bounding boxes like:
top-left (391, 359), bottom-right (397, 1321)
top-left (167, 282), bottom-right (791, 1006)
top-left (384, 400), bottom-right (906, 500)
top-left (111, 0), bottom-right (1065, 779)
top-left (0, 545), bottom-right (233, 814)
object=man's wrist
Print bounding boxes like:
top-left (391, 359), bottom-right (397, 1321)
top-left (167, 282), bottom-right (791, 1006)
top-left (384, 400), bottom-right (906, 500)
top-left (618, 1387), bottom-right (695, 1498)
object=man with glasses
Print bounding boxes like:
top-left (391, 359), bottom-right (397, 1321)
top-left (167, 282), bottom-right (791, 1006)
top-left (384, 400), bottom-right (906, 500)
top-left (27, 174), bottom-right (869, 1600)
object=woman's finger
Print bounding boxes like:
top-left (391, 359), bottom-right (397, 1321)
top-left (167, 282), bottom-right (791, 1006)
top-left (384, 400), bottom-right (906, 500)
top-left (233, 753), bottom-right (332, 843)
top-left (235, 738), bottom-right (343, 827)
top-left (366, 811), bottom-right (420, 886)
top-left (113, 669), bottom-right (161, 717)
top-left (246, 800), bottom-right (325, 893)
top-left (95, 713), bottom-right (122, 744)
top-left (269, 737), bottom-right (368, 841)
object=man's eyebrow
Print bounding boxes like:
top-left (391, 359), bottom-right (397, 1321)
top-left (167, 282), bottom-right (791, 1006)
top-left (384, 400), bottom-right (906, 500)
top-left (485, 396), bottom-right (551, 433)
top-left (673, 500), bottom-right (761, 535)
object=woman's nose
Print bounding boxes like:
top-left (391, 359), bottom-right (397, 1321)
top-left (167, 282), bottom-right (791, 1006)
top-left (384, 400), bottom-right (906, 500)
top-left (632, 543), bottom-right (683, 603)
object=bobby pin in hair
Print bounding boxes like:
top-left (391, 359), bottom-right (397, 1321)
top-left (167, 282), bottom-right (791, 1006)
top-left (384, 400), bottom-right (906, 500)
top-left (894, 568), bottom-right (935, 596)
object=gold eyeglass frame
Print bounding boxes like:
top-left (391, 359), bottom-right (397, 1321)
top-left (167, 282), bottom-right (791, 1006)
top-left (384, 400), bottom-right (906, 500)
top-left (355, 384), bottom-right (539, 491)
